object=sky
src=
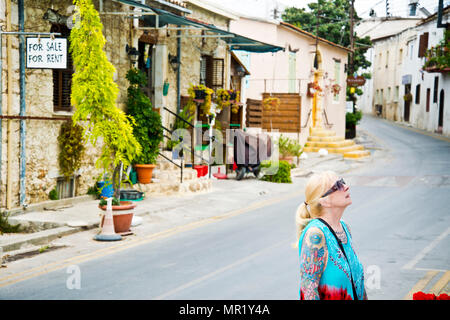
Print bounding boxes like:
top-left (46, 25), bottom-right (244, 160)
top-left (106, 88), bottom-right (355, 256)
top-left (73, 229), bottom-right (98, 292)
top-left (202, 0), bottom-right (441, 20)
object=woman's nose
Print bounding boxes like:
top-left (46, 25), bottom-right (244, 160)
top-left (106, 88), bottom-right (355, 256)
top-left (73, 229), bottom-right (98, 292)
top-left (343, 185), bottom-right (350, 192)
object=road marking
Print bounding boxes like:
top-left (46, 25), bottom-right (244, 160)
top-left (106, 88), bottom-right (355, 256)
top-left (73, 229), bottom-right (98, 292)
top-left (430, 271), bottom-right (450, 295)
top-left (153, 239), bottom-right (287, 300)
top-left (403, 270), bottom-right (439, 300)
top-left (0, 190), bottom-right (303, 288)
top-left (402, 226), bottom-right (450, 270)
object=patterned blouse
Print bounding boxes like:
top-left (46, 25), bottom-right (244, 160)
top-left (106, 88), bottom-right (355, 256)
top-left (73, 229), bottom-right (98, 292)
top-left (298, 219), bottom-right (365, 300)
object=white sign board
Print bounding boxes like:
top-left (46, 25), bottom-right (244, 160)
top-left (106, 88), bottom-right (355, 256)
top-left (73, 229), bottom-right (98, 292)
top-left (346, 102), bottom-right (353, 113)
top-left (26, 38), bottom-right (67, 69)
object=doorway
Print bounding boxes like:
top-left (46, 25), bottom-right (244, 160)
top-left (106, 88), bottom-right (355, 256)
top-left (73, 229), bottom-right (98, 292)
top-left (404, 84), bottom-right (411, 122)
top-left (137, 41), bottom-right (153, 100)
top-left (438, 89), bottom-right (444, 133)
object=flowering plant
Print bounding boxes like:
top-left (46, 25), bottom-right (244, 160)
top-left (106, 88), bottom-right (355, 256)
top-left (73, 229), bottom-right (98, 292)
top-left (307, 81), bottom-right (322, 97)
top-left (331, 84), bottom-right (341, 96)
top-left (187, 83), bottom-right (214, 116)
top-left (413, 292), bottom-right (450, 300)
top-left (263, 96), bottom-right (280, 112)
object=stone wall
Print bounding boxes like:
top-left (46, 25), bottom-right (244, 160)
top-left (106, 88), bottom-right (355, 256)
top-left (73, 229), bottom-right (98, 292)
top-left (0, 0), bottom-right (134, 209)
top-left (162, 3), bottom-right (231, 130)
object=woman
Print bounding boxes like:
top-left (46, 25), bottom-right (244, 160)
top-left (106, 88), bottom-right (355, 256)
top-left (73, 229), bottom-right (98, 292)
top-left (295, 171), bottom-right (367, 300)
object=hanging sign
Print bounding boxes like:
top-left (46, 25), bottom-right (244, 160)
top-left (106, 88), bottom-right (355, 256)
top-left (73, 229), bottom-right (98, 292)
top-left (26, 37), bottom-right (67, 69)
top-left (346, 75), bottom-right (366, 87)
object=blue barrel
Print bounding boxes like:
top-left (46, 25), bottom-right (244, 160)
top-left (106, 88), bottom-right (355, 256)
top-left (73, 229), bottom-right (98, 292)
top-left (97, 181), bottom-right (114, 198)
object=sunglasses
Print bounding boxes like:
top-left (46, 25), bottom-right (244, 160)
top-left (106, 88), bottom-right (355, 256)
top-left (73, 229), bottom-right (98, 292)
top-left (321, 178), bottom-right (346, 198)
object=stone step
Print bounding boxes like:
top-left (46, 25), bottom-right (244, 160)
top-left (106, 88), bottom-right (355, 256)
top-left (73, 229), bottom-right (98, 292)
top-left (305, 140), bottom-right (355, 149)
top-left (303, 144), bottom-right (364, 154)
top-left (152, 168), bottom-right (198, 182)
top-left (307, 135), bottom-right (345, 142)
top-left (343, 150), bottom-right (371, 159)
top-left (136, 179), bottom-right (212, 196)
top-left (309, 129), bottom-right (336, 137)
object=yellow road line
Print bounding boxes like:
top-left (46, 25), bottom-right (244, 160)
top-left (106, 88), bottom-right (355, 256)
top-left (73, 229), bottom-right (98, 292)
top-left (0, 190), bottom-right (303, 288)
top-left (403, 270), bottom-right (439, 300)
top-left (430, 271), bottom-right (450, 295)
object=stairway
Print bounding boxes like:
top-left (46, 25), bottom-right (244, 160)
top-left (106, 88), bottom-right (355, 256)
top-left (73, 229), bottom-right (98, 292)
top-left (134, 151), bottom-right (212, 197)
top-left (303, 128), bottom-right (370, 159)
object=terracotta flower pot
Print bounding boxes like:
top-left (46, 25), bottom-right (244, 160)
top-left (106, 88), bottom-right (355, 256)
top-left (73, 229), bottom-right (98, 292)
top-left (99, 201), bottom-right (136, 234)
top-left (280, 156), bottom-right (293, 165)
top-left (135, 164), bottom-right (156, 184)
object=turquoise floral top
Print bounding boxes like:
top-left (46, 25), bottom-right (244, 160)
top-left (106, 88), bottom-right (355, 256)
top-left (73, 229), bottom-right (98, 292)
top-left (298, 219), bottom-right (365, 300)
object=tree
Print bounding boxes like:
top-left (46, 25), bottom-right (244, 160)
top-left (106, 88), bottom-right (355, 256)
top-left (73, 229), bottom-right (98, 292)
top-left (70, 0), bottom-right (141, 179)
top-left (282, 0), bottom-right (372, 99)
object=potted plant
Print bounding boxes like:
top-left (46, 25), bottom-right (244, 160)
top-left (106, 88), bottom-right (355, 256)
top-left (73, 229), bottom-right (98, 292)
top-left (70, 0), bottom-right (142, 238)
top-left (331, 83), bottom-right (341, 96)
top-left (403, 93), bottom-right (413, 102)
top-left (188, 83), bottom-right (214, 116)
top-left (99, 197), bottom-right (136, 234)
top-left (126, 68), bottom-right (164, 184)
top-left (307, 81), bottom-right (322, 98)
top-left (231, 91), bottom-right (241, 114)
top-left (277, 135), bottom-right (302, 165)
top-left (345, 110), bottom-right (362, 139)
top-left (263, 96), bottom-right (280, 112)
top-left (215, 88), bottom-right (231, 112)
top-left (423, 30), bottom-right (450, 73)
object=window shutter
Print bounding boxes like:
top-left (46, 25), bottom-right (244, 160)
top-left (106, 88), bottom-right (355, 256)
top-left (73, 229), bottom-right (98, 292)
top-left (212, 58), bottom-right (224, 91)
top-left (418, 32), bottom-right (429, 58)
top-left (52, 24), bottom-right (73, 111)
top-left (205, 55), bottom-right (214, 89)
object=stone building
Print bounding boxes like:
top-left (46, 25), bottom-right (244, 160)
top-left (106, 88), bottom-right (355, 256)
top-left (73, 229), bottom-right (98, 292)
top-left (0, 0), bottom-right (282, 211)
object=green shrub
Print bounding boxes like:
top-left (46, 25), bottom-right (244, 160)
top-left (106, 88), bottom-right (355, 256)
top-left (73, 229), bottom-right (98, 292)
top-left (0, 212), bottom-right (21, 234)
top-left (126, 68), bottom-right (163, 164)
top-left (99, 197), bottom-right (120, 206)
top-left (260, 160), bottom-right (292, 183)
top-left (346, 110), bottom-right (362, 126)
top-left (57, 121), bottom-right (85, 179)
top-left (49, 188), bottom-right (59, 200)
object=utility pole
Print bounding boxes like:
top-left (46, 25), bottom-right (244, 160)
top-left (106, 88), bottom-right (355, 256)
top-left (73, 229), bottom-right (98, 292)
top-left (349, 0), bottom-right (354, 75)
top-left (349, 0), bottom-right (356, 113)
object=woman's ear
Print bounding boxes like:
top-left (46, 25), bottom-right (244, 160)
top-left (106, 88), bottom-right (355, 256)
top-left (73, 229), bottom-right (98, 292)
top-left (319, 196), bottom-right (331, 208)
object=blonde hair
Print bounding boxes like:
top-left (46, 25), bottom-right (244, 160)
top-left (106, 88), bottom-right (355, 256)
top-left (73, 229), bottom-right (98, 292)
top-left (294, 171), bottom-right (337, 248)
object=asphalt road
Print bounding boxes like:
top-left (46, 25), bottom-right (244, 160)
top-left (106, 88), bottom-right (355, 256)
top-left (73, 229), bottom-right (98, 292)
top-left (1, 115), bottom-right (449, 300)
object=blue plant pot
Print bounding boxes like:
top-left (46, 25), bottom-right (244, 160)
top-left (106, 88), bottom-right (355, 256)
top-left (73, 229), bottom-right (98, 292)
top-left (97, 181), bottom-right (114, 198)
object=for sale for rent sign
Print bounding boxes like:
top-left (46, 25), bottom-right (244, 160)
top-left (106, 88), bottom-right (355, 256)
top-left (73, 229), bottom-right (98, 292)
top-left (26, 37), bottom-right (67, 69)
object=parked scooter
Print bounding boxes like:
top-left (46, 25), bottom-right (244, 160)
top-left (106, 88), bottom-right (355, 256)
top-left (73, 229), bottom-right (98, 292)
top-left (232, 129), bottom-right (272, 181)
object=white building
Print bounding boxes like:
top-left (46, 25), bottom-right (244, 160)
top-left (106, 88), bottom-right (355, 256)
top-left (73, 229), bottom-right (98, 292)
top-left (356, 5), bottom-right (450, 136)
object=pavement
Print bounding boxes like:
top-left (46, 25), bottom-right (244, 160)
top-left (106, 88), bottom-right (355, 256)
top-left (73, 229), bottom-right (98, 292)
top-left (0, 127), bottom-right (384, 263)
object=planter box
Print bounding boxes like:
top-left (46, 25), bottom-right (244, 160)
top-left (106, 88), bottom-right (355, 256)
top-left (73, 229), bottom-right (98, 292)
top-left (345, 123), bottom-right (356, 139)
top-left (423, 66), bottom-right (450, 73)
top-left (193, 165), bottom-right (208, 178)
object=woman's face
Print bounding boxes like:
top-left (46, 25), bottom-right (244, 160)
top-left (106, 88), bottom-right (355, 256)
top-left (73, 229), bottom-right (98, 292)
top-left (325, 176), bottom-right (352, 208)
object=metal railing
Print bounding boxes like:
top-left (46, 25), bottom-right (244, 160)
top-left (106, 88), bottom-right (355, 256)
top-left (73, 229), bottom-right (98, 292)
top-left (161, 107), bottom-right (210, 183)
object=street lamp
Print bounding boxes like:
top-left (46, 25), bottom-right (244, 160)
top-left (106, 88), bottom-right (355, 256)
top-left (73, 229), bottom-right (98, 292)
top-left (126, 44), bottom-right (140, 65)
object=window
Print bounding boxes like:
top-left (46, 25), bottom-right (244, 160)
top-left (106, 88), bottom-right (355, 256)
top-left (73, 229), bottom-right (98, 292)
top-left (200, 55), bottom-right (224, 92)
top-left (426, 88), bottom-right (431, 112)
top-left (387, 87), bottom-right (391, 102)
top-left (52, 24), bottom-right (73, 112)
top-left (380, 89), bottom-right (384, 103)
top-left (415, 84), bottom-right (421, 104)
top-left (433, 77), bottom-right (439, 103)
top-left (398, 48), bottom-right (403, 64)
top-left (378, 53), bottom-right (382, 69)
top-left (394, 86), bottom-right (399, 102)
top-left (418, 32), bottom-right (429, 58)
top-left (386, 51), bottom-right (389, 68)
top-left (375, 89), bottom-right (379, 104)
